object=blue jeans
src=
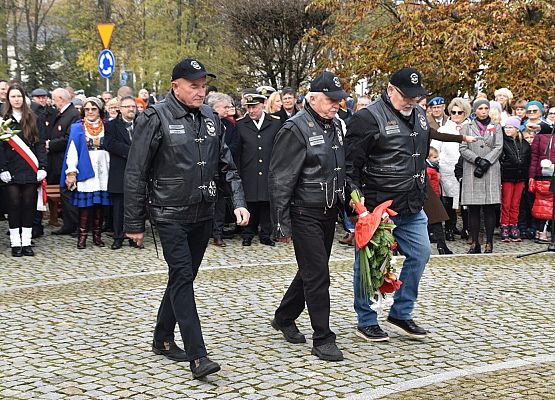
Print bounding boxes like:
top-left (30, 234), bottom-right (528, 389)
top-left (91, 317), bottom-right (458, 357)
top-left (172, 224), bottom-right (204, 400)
top-left (353, 209), bottom-right (431, 327)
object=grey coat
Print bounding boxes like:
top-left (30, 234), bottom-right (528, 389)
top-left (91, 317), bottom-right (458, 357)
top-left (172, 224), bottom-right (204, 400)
top-left (459, 120), bottom-right (503, 205)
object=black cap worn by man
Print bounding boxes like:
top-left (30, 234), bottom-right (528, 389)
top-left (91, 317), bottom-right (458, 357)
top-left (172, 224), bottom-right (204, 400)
top-left (171, 58), bottom-right (216, 81)
top-left (243, 93), bottom-right (266, 105)
top-left (389, 67), bottom-right (428, 98)
top-left (310, 71), bottom-right (349, 100)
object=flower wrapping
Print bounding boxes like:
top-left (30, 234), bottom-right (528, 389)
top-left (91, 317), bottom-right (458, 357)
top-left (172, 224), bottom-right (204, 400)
top-left (0, 118), bottom-right (20, 141)
top-left (351, 190), bottom-right (402, 302)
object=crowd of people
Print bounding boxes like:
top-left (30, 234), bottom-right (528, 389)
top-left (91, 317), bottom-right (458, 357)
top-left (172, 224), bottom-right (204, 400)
top-left (0, 76), bottom-right (554, 258)
top-left (2, 60), bottom-right (554, 378)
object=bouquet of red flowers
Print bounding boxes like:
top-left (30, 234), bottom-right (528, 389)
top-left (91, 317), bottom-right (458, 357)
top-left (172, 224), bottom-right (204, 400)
top-left (351, 190), bottom-right (402, 302)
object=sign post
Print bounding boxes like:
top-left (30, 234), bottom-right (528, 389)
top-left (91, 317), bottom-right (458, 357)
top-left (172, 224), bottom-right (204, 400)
top-left (97, 23), bottom-right (115, 91)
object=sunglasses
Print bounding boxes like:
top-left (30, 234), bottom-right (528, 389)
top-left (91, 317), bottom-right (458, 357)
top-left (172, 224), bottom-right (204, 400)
top-left (526, 109), bottom-right (540, 114)
top-left (450, 110), bottom-right (464, 115)
top-left (83, 107), bottom-right (98, 112)
top-left (392, 86), bottom-right (424, 102)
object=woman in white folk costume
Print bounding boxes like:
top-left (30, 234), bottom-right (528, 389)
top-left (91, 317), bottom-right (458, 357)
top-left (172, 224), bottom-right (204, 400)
top-left (0, 84), bottom-right (47, 257)
top-left (62, 97), bottom-right (111, 249)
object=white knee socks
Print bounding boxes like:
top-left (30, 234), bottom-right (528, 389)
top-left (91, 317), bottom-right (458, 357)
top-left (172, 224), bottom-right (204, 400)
top-left (9, 228), bottom-right (21, 248)
top-left (21, 227), bottom-right (32, 247)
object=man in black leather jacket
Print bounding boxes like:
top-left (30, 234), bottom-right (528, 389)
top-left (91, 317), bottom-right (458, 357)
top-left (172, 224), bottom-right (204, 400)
top-left (124, 58), bottom-right (250, 379)
top-left (269, 71), bottom-right (347, 362)
top-left (346, 67), bottom-right (431, 343)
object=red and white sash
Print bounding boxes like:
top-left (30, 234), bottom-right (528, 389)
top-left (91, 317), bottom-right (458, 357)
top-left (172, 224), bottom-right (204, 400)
top-left (6, 135), bottom-right (47, 211)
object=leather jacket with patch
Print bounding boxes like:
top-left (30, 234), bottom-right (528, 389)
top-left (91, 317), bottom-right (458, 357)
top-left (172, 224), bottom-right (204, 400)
top-left (124, 91), bottom-right (246, 232)
top-left (269, 106), bottom-right (345, 236)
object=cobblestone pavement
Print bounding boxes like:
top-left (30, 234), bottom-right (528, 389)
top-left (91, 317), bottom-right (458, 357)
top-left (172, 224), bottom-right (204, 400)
top-left (1, 222), bottom-right (554, 399)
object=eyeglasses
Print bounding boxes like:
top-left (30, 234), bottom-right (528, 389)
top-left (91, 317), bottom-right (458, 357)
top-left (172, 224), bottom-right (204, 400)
top-left (450, 110), bottom-right (464, 115)
top-left (83, 107), bottom-right (98, 112)
top-left (120, 105), bottom-right (137, 109)
top-left (224, 105), bottom-right (235, 109)
top-left (548, 112), bottom-right (555, 116)
top-left (392, 86), bottom-right (423, 102)
top-left (526, 109), bottom-right (540, 114)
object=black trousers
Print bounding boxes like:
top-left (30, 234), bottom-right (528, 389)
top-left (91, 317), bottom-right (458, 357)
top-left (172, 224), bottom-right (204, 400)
top-left (60, 187), bottom-right (78, 232)
top-left (212, 192), bottom-right (226, 240)
top-left (154, 219), bottom-right (212, 361)
top-left (110, 193), bottom-right (124, 240)
top-left (5, 183), bottom-right (37, 229)
top-left (274, 206), bottom-right (337, 347)
top-left (242, 201), bottom-right (271, 240)
top-left (441, 196), bottom-right (458, 231)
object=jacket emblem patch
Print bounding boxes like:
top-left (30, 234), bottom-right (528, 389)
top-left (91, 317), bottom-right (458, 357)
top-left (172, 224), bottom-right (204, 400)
top-left (205, 120), bottom-right (216, 136)
top-left (309, 135), bottom-right (325, 146)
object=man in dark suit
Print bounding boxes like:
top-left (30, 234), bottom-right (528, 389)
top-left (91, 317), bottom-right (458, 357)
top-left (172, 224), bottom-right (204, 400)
top-left (236, 93), bottom-right (281, 246)
top-left (48, 88), bottom-right (81, 235)
top-left (105, 96), bottom-right (137, 249)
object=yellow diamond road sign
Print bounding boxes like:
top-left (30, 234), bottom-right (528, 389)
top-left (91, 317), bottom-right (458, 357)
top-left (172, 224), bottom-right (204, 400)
top-left (97, 23), bottom-right (115, 49)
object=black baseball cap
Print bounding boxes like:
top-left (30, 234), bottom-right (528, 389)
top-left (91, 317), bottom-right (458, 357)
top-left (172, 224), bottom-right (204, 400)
top-left (171, 58), bottom-right (216, 81)
top-left (389, 67), bottom-right (427, 98)
top-left (309, 71), bottom-right (348, 100)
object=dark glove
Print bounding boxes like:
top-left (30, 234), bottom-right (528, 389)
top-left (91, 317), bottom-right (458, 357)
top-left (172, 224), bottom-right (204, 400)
top-left (476, 157), bottom-right (491, 170)
top-left (474, 166), bottom-right (485, 178)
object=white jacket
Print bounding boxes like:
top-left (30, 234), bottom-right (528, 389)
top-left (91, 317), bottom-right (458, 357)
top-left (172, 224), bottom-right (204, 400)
top-left (430, 119), bottom-right (468, 208)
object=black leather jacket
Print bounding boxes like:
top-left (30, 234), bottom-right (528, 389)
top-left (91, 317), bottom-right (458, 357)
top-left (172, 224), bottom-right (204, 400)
top-left (346, 93), bottom-right (429, 215)
top-left (124, 91), bottom-right (246, 232)
top-left (269, 105), bottom-right (345, 236)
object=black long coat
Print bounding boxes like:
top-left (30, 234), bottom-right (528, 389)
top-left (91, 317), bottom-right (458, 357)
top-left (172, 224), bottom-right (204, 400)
top-left (0, 118), bottom-right (47, 184)
top-left (45, 103), bottom-right (80, 184)
top-left (105, 116), bottom-right (132, 194)
top-left (235, 113), bottom-right (281, 202)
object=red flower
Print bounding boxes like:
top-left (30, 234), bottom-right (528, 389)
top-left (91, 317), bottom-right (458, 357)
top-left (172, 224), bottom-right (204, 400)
top-left (390, 242), bottom-right (398, 251)
top-left (379, 272), bottom-right (402, 294)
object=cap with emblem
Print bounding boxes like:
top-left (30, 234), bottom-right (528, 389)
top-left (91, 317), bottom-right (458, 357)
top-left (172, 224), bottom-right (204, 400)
top-left (171, 58), bottom-right (216, 81)
top-left (256, 85), bottom-right (276, 98)
top-left (243, 93), bottom-right (266, 105)
top-left (427, 96), bottom-right (445, 107)
top-left (309, 71), bottom-right (348, 100)
top-left (31, 88), bottom-right (49, 97)
top-left (390, 67), bottom-right (427, 98)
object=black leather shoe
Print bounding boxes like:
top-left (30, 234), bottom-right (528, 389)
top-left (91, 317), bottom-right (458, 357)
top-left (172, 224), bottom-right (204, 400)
top-left (52, 228), bottom-right (73, 236)
top-left (437, 245), bottom-right (453, 255)
top-left (111, 238), bottom-right (124, 250)
top-left (11, 246), bottom-right (23, 257)
top-left (152, 340), bottom-right (188, 362)
top-left (386, 316), bottom-right (427, 338)
top-left (467, 243), bottom-right (481, 254)
top-left (271, 319), bottom-right (306, 344)
top-left (22, 246), bottom-right (34, 256)
top-left (242, 238), bottom-right (252, 246)
top-left (260, 238), bottom-right (275, 246)
top-left (311, 343), bottom-right (344, 361)
top-left (355, 325), bottom-right (389, 342)
top-left (190, 357), bottom-right (221, 379)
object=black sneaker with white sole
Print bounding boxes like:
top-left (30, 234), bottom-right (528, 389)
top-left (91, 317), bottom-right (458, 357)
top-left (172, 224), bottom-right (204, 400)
top-left (385, 316), bottom-right (427, 338)
top-left (355, 325), bottom-right (389, 342)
